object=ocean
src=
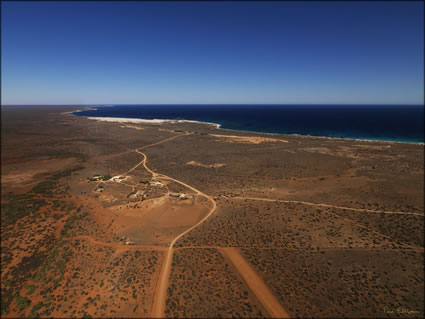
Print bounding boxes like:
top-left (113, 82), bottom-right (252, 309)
top-left (74, 104), bottom-right (424, 143)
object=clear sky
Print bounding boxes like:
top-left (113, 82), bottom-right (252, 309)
top-left (1, 1), bottom-right (424, 105)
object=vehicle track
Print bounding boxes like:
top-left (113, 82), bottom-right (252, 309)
top-left (220, 247), bottom-right (289, 318)
top-left (232, 196), bottom-right (423, 250)
top-left (62, 235), bottom-right (167, 251)
top-left (140, 148), bottom-right (217, 317)
top-left (232, 196), bottom-right (424, 217)
top-left (94, 131), bottom-right (218, 317)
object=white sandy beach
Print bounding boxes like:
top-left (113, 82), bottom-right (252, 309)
top-left (85, 116), bottom-right (221, 128)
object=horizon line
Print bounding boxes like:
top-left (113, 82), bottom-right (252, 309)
top-left (2, 103), bottom-right (424, 106)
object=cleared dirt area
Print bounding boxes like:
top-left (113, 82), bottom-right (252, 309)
top-left (110, 196), bottom-right (210, 246)
top-left (2, 158), bottom-right (80, 189)
top-left (210, 134), bottom-right (288, 144)
top-left (185, 160), bottom-right (226, 169)
top-left (120, 125), bottom-right (145, 130)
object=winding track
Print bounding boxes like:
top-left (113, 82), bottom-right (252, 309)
top-left (136, 148), bottom-right (218, 318)
top-left (125, 133), bottom-right (187, 175)
top-left (99, 131), bottom-right (218, 317)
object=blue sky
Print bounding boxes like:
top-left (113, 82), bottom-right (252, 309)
top-left (1, 1), bottom-right (424, 105)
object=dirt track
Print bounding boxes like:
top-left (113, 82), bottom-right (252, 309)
top-left (232, 196), bottom-right (424, 216)
top-left (232, 196), bottom-right (423, 250)
top-left (62, 235), bottom-right (167, 251)
top-left (147, 156), bottom-right (218, 318)
top-left (105, 133), bottom-right (218, 318)
top-left (63, 132), bottom-right (425, 317)
top-left (221, 247), bottom-right (289, 318)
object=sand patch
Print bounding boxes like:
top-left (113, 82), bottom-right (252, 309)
top-left (110, 196), bottom-right (208, 245)
top-left (1, 171), bottom-right (46, 184)
top-left (186, 161), bottom-right (225, 169)
top-left (1, 158), bottom-right (78, 185)
top-left (86, 116), bottom-right (220, 128)
top-left (211, 134), bottom-right (288, 144)
top-left (120, 124), bottom-right (145, 130)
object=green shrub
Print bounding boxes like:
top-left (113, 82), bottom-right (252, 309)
top-left (29, 301), bottom-right (44, 318)
top-left (25, 285), bottom-right (37, 296)
top-left (1, 198), bottom-right (47, 226)
top-left (127, 191), bottom-right (137, 198)
top-left (32, 181), bottom-right (57, 194)
top-left (16, 295), bottom-right (31, 311)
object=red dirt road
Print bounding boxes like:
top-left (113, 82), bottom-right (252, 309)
top-left (221, 247), bottom-right (290, 318)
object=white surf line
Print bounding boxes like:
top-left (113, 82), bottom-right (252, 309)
top-left (231, 196), bottom-right (424, 217)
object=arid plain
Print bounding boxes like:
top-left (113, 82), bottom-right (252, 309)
top-left (1, 106), bottom-right (424, 318)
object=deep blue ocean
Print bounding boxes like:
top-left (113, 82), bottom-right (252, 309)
top-left (74, 105), bottom-right (424, 143)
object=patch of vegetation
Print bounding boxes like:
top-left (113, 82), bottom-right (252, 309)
top-left (88, 174), bottom-right (111, 181)
top-left (1, 196), bottom-right (47, 226)
top-left (51, 165), bottom-right (84, 180)
top-left (32, 180), bottom-right (57, 194)
top-left (127, 191), bottom-right (137, 198)
top-left (1, 304), bottom-right (9, 315)
top-left (11, 251), bottom-right (49, 288)
top-left (60, 211), bottom-right (88, 236)
top-left (16, 295), bottom-right (31, 311)
top-left (3, 193), bottom-right (35, 201)
top-left (25, 285), bottom-right (38, 296)
top-left (139, 180), bottom-right (149, 184)
top-left (53, 279), bottom-right (61, 290)
top-left (31, 149), bottom-right (86, 161)
top-left (33, 241), bottom-right (65, 283)
top-left (56, 259), bottom-right (67, 275)
top-left (29, 301), bottom-right (44, 318)
top-left (0, 247), bottom-right (54, 315)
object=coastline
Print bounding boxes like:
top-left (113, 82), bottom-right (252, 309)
top-left (61, 106), bottom-right (97, 115)
top-left (73, 113), bottom-right (425, 146)
top-left (83, 116), bottom-right (221, 128)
